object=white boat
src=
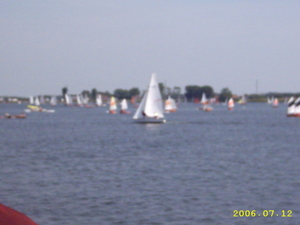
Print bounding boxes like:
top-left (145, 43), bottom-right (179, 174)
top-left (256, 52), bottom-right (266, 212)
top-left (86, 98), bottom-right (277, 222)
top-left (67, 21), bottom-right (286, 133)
top-left (109, 96), bottom-right (117, 114)
top-left (201, 92), bottom-right (208, 105)
top-left (228, 98), bottom-right (234, 110)
top-left (165, 96), bottom-right (177, 112)
top-left (133, 73), bottom-right (166, 123)
top-left (239, 94), bottom-right (247, 104)
top-left (96, 94), bottom-right (102, 106)
top-left (287, 97), bottom-right (300, 117)
top-left (272, 98), bottom-right (279, 108)
top-left (50, 96), bottom-right (57, 106)
top-left (34, 97), bottom-right (40, 106)
top-left (120, 99), bottom-right (130, 114)
top-left (29, 96), bottom-right (34, 105)
top-left (77, 95), bottom-right (83, 107)
top-left (65, 94), bottom-right (73, 106)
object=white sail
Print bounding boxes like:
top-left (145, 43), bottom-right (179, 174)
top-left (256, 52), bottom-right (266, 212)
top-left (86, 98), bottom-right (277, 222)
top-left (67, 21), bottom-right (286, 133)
top-left (65, 94), bottom-right (72, 105)
top-left (121, 99), bottom-right (128, 110)
top-left (201, 93), bottom-right (208, 104)
top-left (29, 96), bottom-right (34, 105)
top-left (96, 94), bottom-right (102, 106)
top-left (109, 96), bottom-right (117, 111)
top-left (50, 96), bottom-right (57, 105)
top-left (295, 97), bottom-right (300, 114)
top-left (133, 91), bottom-right (148, 119)
top-left (34, 97), bottom-right (40, 106)
top-left (228, 98), bottom-right (234, 109)
top-left (77, 95), bottom-right (83, 106)
top-left (287, 97), bottom-right (295, 115)
top-left (133, 73), bottom-right (165, 122)
top-left (165, 96), bottom-right (177, 111)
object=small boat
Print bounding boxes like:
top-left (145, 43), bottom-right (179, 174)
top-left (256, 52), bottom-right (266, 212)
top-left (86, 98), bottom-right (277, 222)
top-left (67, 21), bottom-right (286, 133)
top-left (203, 104), bottom-right (213, 112)
top-left (96, 94), bottom-right (102, 106)
top-left (228, 98), bottom-right (234, 110)
top-left (287, 97), bottom-right (300, 117)
top-left (108, 96), bottom-right (117, 114)
top-left (50, 96), bottom-right (57, 106)
top-left (201, 92), bottom-right (209, 105)
top-left (165, 96), bottom-right (177, 113)
top-left (4, 113), bottom-right (26, 119)
top-left (64, 94), bottom-right (73, 106)
top-left (120, 99), bottom-right (130, 114)
top-left (25, 105), bottom-right (55, 113)
top-left (238, 94), bottom-right (247, 105)
top-left (272, 98), bottom-right (279, 108)
top-left (0, 203), bottom-right (38, 225)
top-left (133, 73), bottom-right (166, 123)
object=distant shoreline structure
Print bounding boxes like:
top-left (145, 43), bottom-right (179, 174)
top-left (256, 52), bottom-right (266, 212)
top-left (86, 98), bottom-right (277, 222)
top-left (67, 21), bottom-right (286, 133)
top-left (1, 92), bottom-right (300, 104)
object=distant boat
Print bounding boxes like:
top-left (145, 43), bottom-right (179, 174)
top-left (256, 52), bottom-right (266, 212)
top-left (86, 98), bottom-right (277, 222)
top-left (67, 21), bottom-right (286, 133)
top-left (238, 94), bottom-right (247, 105)
top-left (133, 73), bottom-right (166, 123)
top-left (34, 97), bottom-right (40, 106)
top-left (96, 94), bottom-right (102, 106)
top-left (287, 97), bottom-right (300, 117)
top-left (3, 113), bottom-right (26, 119)
top-left (228, 98), bottom-right (234, 110)
top-left (29, 96), bottom-right (34, 105)
top-left (109, 96), bottom-right (117, 114)
top-left (272, 98), bottom-right (279, 108)
top-left (201, 93), bottom-right (208, 105)
top-left (120, 99), bottom-right (130, 114)
top-left (64, 94), bottom-right (73, 106)
top-left (165, 96), bottom-right (177, 112)
top-left (50, 96), bottom-right (57, 106)
top-left (76, 94), bottom-right (83, 107)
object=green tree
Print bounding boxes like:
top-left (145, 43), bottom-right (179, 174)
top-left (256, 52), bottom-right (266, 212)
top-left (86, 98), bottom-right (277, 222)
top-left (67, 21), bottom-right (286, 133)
top-left (159, 83), bottom-right (165, 97)
top-left (185, 85), bottom-right (202, 101)
top-left (114, 89), bottom-right (130, 100)
top-left (91, 88), bottom-right (97, 101)
top-left (219, 88), bottom-right (232, 102)
top-left (62, 86), bottom-right (68, 103)
top-left (129, 87), bottom-right (140, 97)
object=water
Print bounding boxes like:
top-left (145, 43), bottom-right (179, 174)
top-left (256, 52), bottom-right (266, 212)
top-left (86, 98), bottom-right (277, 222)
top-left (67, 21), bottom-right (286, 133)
top-left (0, 103), bottom-right (299, 225)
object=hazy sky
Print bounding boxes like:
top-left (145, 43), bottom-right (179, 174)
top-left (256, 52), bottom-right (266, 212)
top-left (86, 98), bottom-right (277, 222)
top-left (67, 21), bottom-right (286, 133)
top-left (1, 1), bottom-right (300, 96)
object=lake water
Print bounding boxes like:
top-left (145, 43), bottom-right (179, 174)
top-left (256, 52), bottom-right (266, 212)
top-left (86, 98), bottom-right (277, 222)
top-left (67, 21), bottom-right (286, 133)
top-left (0, 103), bottom-right (299, 225)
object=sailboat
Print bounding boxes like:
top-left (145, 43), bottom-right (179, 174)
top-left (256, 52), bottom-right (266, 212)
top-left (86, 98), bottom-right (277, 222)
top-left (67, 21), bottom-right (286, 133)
top-left (96, 94), bottom-right (102, 106)
top-left (287, 97), bottom-right (300, 117)
top-left (109, 96), bottom-right (117, 114)
top-left (201, 92), bottom-right (209, 105)
top-left (50, 96), bottom-right (57, 106)
top-left (238, 94), bottom-right (247, 105)
top-left (76, 95), bottom-right (83, 107)
top-left (165, 96), bottom-right (177, 112)
top-left (120, 99), bottom-right (130, 114)
top-left (133, 73), bottom-right (166, 123)
top-left (64, 94), bottom-right (73, 106)
top-left (272, 98), bottom-right (279, 108)
top-left (228, 98), bottom-right (234, 110)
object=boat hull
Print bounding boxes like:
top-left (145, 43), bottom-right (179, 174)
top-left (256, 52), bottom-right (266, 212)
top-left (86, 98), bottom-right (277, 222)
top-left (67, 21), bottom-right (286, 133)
top-left (133, 118), bottom-right (166, 124)
top-left (287, 113), bottom-right (300, 117)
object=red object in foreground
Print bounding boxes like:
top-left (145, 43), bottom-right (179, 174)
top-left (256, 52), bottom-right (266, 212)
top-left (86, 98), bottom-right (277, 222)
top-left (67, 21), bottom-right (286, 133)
top-left (0, 204), bottom-right (38, 225)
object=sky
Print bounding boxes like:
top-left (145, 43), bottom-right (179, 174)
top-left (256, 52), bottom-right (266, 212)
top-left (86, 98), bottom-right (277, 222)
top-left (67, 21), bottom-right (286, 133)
top-left (1, 0), bottom-right (300, 96)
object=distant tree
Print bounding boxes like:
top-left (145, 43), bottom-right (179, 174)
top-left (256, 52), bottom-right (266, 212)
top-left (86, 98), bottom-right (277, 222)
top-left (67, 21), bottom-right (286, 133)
top-left (201, 86), bottom-right (214, 98)
top-left (81, 90), bottom-right (91, 98)
top-left (62, 86), bottom-right (68, 103)
top-left (129, 87), bottom-right (140, 97)
top-left (91, 88), bottom-right (97, 101)
top-left (159, 83), bottom-right (165, 97)
top-left (185, 85), bottom-right (202, 101)
top-left (114, 89), bottom-right (130, 100)
top-left (219, 88), bottom-right (232, 102)
top-left (62, 87), bottom-right (68, 96)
